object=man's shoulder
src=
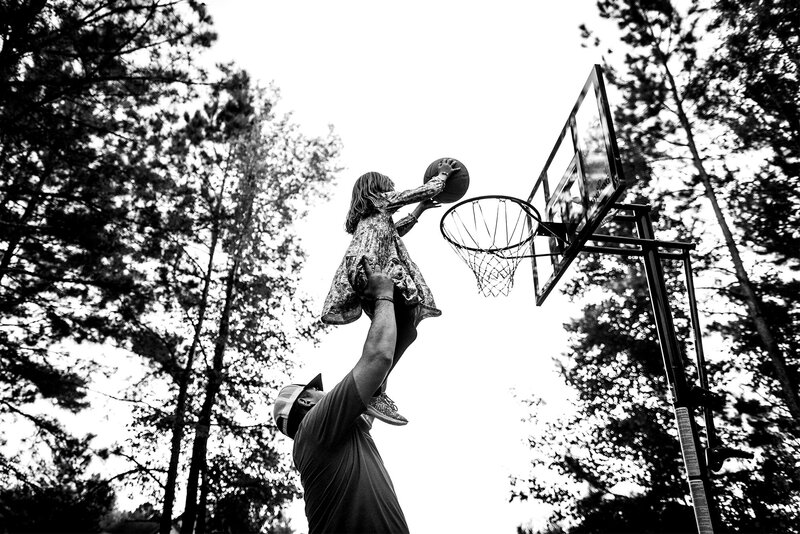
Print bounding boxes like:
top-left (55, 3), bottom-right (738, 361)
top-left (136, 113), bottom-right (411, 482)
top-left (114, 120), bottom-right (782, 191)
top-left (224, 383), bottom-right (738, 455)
top-left (295, 371), bottom-right (366, 448)
top-left (317, 371), bottom-right (357, 407)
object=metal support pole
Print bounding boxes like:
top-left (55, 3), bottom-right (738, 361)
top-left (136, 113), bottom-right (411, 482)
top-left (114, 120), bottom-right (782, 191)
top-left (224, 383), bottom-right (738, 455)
top-left (683, 253), bottom-right (720, 450)
top-left (633, 208), bottom-right (720, 534)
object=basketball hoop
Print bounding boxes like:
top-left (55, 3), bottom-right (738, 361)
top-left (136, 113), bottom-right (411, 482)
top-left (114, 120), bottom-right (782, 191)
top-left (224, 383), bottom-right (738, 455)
top-left (440, 195), bottom-right (542, 296)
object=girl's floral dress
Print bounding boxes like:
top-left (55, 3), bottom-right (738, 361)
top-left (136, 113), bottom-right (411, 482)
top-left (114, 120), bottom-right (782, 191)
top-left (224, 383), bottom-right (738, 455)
top-left (321, 177), bottom-right (446, 326)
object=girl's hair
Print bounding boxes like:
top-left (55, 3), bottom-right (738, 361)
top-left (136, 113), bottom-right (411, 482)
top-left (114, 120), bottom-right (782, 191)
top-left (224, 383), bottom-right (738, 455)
top-left (345, 172), bottom-right (394, 234)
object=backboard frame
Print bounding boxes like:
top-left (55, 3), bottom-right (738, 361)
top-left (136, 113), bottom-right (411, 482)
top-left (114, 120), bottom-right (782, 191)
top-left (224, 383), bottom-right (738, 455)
top-left (528, 64), bottom-right (627, 305)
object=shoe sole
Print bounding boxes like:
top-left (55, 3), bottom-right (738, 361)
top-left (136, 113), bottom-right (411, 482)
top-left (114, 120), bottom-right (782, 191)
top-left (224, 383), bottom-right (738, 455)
top-left (366, 407), bottom-right (408, 426)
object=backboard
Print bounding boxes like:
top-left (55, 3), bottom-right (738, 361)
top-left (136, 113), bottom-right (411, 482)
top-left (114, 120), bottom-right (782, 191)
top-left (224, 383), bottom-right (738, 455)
top-left (528, 64), bottom-right (627, 305)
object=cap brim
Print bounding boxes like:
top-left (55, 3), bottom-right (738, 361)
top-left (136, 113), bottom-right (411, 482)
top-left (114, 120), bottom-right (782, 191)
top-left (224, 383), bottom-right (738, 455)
top-left (283, 374), bottom-right (323, 438)
top-left (305, 373), bottom-right (323, 392)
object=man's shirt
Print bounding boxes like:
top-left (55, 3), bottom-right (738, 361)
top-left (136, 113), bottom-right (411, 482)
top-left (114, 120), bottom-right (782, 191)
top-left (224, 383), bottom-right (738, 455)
top-left (293, 371), bottom-right (409, 534)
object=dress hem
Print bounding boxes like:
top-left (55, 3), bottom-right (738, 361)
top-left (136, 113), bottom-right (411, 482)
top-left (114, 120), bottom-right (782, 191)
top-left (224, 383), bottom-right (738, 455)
top-left (321, 305), bottom-right (442, 327)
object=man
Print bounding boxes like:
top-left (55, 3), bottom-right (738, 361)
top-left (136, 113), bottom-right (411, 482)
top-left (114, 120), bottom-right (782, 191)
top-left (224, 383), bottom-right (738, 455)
top-left (272, 263), bottom-right (409, 534)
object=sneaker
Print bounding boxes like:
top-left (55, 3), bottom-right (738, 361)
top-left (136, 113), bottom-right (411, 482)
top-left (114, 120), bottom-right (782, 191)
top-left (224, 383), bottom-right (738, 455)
top-left (366, 393), bottom-right (408, 426)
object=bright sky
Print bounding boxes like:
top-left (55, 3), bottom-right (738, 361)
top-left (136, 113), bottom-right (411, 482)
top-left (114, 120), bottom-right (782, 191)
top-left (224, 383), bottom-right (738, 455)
top-left (206, 2), bottom-right (604, 532)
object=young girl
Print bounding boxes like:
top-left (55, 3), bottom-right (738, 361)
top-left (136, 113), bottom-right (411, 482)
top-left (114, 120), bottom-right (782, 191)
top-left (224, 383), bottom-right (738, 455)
top-left (321, 160), bottom-right (459, 425)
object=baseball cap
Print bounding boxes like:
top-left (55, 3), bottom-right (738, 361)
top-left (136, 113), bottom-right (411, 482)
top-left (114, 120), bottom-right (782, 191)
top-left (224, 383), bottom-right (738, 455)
top-left (272, 373), bottom-right (323, 438)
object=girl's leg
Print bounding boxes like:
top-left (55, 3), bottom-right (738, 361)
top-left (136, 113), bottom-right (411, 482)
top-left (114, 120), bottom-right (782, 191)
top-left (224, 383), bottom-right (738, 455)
top-left (375, 295), bottom-right (417, 396)
top-left (365, 288), bottom-right (417, 425)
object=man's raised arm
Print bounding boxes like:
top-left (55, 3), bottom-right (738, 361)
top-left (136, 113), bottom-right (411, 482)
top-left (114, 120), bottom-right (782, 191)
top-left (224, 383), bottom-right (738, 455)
top-left (352, 262), bottom-right (397, 404)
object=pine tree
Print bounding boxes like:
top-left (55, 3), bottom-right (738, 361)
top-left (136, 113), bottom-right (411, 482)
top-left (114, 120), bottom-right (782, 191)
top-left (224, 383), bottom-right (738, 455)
top-left (697, 0), bottom-right (800, 263)
top-left (83, 68), bottom-right (342, 533)
top-left (515, 0), bottom-right (799, 531)
top-left (588, 0), bottom-right (799, 420)
top-left (177, 75), bottom-right (339, 533)
top-left (0, 434), bottom-right (116, 532)
top-left (0, 0), bottom-right (214, 486)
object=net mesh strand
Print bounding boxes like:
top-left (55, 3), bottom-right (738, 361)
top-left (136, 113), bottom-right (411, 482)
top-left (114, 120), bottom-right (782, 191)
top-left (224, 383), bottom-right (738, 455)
top-left (442, 197), bottom-right (534, 297)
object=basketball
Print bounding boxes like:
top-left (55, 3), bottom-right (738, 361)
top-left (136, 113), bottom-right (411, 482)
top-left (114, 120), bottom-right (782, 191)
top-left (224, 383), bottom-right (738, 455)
top-left (423, 157), bottom-right (470, 204)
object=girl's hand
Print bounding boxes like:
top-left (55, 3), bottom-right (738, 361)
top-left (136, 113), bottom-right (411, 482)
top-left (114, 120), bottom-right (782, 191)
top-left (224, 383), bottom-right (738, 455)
top-left (437, 158), bottom-right (461, 178)
top-left (419, 198), bottom-right (441, 211)
top-left (411, 198), bottom-right (441, 220)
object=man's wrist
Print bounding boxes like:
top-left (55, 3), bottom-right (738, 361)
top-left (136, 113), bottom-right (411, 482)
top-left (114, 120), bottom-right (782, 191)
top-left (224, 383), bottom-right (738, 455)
top-left (374, 295), bottom-right (394, 304)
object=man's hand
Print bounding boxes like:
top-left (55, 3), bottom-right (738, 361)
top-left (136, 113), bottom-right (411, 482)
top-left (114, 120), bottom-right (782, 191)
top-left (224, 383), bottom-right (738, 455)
top-left (362, 260), bottom-right (394, 299)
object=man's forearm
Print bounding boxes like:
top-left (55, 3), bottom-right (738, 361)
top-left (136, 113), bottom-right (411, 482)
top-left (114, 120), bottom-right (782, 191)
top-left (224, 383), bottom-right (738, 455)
top-left (352, 298), bottom-right (397, 402)
top-left (363, 299), bottom-right (396, 363)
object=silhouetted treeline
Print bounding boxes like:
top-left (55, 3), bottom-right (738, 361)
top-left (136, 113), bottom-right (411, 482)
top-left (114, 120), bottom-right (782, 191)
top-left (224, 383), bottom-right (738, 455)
top-left (514, 1), bottom-right (800, 533)
top-left (0, 2), bottom-right (340, 533)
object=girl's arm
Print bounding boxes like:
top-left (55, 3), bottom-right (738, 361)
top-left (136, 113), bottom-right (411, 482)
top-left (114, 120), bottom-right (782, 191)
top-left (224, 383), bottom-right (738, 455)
top-left (381, 158), bottom-right (460, 212)
top-left (394, 199), bottom-right (440, 237)
top-left (382, 175), bottom-right (446, 211)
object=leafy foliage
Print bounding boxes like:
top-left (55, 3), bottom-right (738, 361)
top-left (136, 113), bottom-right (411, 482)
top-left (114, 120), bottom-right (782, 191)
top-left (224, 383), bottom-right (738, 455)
top-left (0, 0), bottom-right (215, 477)
top-left (1, 2), bottom-right (340, 532)
top-left (516, 1), bottom-right (800, 532)
top-left (0, 435), bottom-right (116, 533)
top-left (80, 68), bottom-right (342, 531)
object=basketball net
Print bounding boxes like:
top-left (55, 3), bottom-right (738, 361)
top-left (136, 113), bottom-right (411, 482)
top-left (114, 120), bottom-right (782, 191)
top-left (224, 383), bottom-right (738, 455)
top-left (440, 196), bottom-right (540, 297)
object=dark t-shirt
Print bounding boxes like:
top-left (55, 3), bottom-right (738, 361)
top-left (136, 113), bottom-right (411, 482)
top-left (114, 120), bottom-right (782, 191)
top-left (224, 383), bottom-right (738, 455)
top-left (293, 371), bottom-right (409, 534)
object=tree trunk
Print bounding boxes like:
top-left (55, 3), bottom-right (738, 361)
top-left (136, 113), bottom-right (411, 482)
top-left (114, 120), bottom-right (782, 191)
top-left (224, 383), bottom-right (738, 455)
top-left (159, 222), bottom-right (221, 534)
top-left (660, 56), bottom-right (800, 421)
top-left (180, 258), bottom-right (239, 534)
top-left (196, 460), bottom-right (209, 534)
